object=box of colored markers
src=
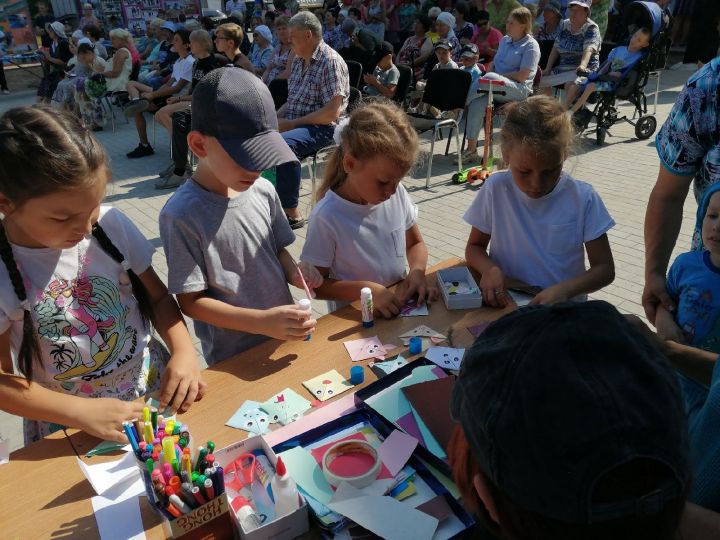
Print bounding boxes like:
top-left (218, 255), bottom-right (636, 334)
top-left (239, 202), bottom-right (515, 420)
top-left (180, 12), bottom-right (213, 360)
top-left (123, 410), bottom-right (236, 539)
top-left (213, 436), bottom-right (310, 540)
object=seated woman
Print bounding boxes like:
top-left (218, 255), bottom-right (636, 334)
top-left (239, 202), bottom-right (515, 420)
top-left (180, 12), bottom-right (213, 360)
top-left (36, 21), bottom-right (72, 104)
top-left (534, 0), bottom-right (563, 42)
top-left (52, 40), bottom-right (104, 111)
top-left (540, 0), bottom-right (601, 94)
top-left (397, 16), bottom-right (434, 81)
top-left (249, 24), bottom-right (274, 76)
top-left (95, 28), bottom-right (134, 94)
top-left (461, 7), bottom-right (540, 163)
top-left (471, 10), bottom-right (503, 63)
top-left (263, 16), bottom-right (294, 84)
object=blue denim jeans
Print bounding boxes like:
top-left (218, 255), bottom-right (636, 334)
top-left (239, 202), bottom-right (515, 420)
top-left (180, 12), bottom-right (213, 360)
top-left (276, 124), bottom-right (336, 210)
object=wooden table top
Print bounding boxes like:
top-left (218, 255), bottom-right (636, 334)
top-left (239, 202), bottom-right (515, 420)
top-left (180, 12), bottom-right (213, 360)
top-left (0, 258), bottom-right (512, 539)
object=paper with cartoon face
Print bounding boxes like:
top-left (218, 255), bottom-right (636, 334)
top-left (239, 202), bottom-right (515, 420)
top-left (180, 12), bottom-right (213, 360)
top-left (370, 355), bottom-right (409, 376)
top-left (225, 400), bottom-right (270, 434)
top-left (399, 325), bottom-right (447, 346)
top-left (344, 336), bottom-right (387, 361)
top-left (425, 347), bottom-right (465, 371)
top-left (261, 388), bottom-right (312, 425)
top-left (302, 369), bottom-right (354, 401)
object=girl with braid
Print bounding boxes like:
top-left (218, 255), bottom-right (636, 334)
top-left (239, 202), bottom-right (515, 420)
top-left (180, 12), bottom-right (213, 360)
top-left (0, 106), bottom-right (205, 444)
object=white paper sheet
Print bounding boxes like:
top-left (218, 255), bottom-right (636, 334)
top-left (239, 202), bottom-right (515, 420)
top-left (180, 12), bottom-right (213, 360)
top-left (328, 481), bottom-right (438, 540)
top-left (0, 438), bottom-right (9, 466)
top-left (91, 474), bottom-right (147, 540)
top-left (77, 451), bottom-right (139, 495)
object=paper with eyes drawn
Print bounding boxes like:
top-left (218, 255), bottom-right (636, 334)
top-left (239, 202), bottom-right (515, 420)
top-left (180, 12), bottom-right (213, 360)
top-left (262, 388), bottom-right (312, 425)
top-left (370, 355), bottom-right (409, 377)
top-left (399, 325), bottom-right (446, 346)
top-left (302, 369), bottom-right (354, 402)
top-left (425, 347), bottom-right (465, 371)
top-left (400, 298), bottom-right (429, 317)
top-left (344, 336), bottom-right (387, 361)
top-left (226, 400), bottom-right (270, 434)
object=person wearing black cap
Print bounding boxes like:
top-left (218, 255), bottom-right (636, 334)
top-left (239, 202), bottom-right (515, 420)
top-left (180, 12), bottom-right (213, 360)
top-left (362, 41), bottom-right (399, 97)
top-left (159, 67), bottom-right (323, 366)
top-left (449, 300), bottom-right (689, 539)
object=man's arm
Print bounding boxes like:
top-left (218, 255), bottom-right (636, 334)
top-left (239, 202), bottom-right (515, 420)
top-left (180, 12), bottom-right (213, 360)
top-left (278, 95), bottom-right (343, 131)
top-left (642, 165), bottom-right (693, 322)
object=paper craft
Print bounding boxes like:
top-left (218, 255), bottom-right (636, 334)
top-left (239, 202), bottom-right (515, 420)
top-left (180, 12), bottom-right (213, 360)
top-left (370, 355), bottom-right (408, 377)
top-left (303, 369), bottom-right (354, 402)
top-left (400, 298), bottom-right (429, 317)
top-left (310, 432), bottom-right (392, 483)
top-left (0, 438), bottom-right (9, 466)
top-left (442, 280), bottom-right (478, 295)
top-left (226, 400), bottom-right (270, 434)
top-left (328, 481), bottom-right (439, 540)
top-left (467, 321), bottom-right (491, 338)
top-left (86, 441), bottom-right (131, 458)
top-left (278, 446), bottom-right (334, 505)
top-left (262, 388), bottom-right (312, 425)
top-left (378, 430), bottom-right (418, 477)
top-left (425, 347), bottom-right (465, 371)
top-left (91, 474), bottom-right (147, 540)
top-left (77, 451), bottom-right (139, 496)
top-left (416, 495), bottom-right (453, 522)
top-left (402, 377), bottom-right (456, 452)
top-left (397, 412), bottom-right (426, 446)
top-left (344, 336), bottom-right (387, 362)
top-left (399, 325), bottom-right (447, 347)
top-left (509, 290), bottom-right (533, 306)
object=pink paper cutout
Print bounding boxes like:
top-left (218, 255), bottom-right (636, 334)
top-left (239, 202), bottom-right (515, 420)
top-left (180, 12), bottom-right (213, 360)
top-left (397, 412), bottom-right (426, 448)
top-left (379, 430), bottom-right (418, 477)
top-left (344, 336), bottom-right (387, 362)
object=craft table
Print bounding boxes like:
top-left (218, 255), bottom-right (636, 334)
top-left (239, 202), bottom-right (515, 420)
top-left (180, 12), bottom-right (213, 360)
top-left (0, 258), bottom-right (511, 539)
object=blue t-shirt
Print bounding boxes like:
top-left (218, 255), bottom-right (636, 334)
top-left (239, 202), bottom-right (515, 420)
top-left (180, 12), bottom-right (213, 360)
top-left (667, 250), bottom-right (720, 353)
top-left (606, 45), bottom-right (644, 73)
top-left (492, 34), bottom-right (540, 90)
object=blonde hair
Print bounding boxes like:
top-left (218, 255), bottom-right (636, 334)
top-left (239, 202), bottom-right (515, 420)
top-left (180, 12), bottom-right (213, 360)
top-left (216, 22), bottom-right (244, 47)
top-left (509, 7), bottom-right (533, 35)
top-left (109, 28), bottom-right (132, 44)
top-left (500, 95), bottom-right (573, 164)
top-left (317, 101), bottom-right (418, 202)
top-left (150, 18), bottom-right (166, 27)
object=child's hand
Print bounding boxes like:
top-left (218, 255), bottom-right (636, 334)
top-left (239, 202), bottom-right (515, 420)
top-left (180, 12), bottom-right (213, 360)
top-left (75, 398), bottom-right (146, 443)
top-left (159, 350), bottom-right (206, 414)
top-left (655, 306), bottom-right (685, 344)
top-left (259, 305), bottom-right (317, 340)
top-left (480, 266), bottom-right (508, 307)
top-left (290, 261), bottom-right (324, 291)
top-left (528, 283), bottom-right (571, 305)
top-left (370, 284), bottom-right (404, 318)
top-left (396, 269), bottom-right (438, 306)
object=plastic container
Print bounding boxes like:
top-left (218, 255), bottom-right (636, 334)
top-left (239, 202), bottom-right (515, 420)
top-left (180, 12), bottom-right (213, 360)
top-left (297, 298), bottom-right (312, 341)
top-left (270, 457), bottom-right (300, 518)
top-left (360, 287), bottom-right (374, 328)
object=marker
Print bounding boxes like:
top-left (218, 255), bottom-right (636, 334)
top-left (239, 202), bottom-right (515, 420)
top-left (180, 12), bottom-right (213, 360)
top-left (192, 485), bottom-right (207, 505)
top-left (163, 437), bottom-right (175, 465)
top-left (206, 441), bottom-right (215, 454)
top-left (143, 422), bottom-right (154, 444)
top-left (162, 463), bottom-right (174, 484)
top-left (168, 475), bottom-right (181, 495)
top-left (181, 484), bottom-right (197, 507)
top-left (123, 422), bottom-right (140, 455)
top-left (205, 454), bottom-right (215, 469)
top-left (195, 447), bottom-right (208, 472)
top-left (179, 437), bottom-right (187, 449)
top-left (150, 407), bottom-right (158, 431)
top-left (194, 474), bottom-right (207, 490)
top-left (143, 406), bottom-right (150, 424)
top-left (204, 478), bottom-right (215, 500)
top-left (134, 419), bottom-right (144, 440)
top-left (182, 453), bottom-right (192, 478)
top-left (138, 441), bottom-right (147, 452)
top-left (215, 466), bottom-right (225, 495)
top-left (165, 420), bottom-right (175, 436)
top-left (157, 414), bottom-right (165, 428)
top-left (169, 494), bottom-right (192, 514)
top-left (180, 470), bottom-right (191, 484)
top-left (173, 424), bottom-right (181, 436)
top-left (166, 503), bottom-right (182, 518)
top-left (130, 423), bottom-right (140, 445)
top-left (171, 458), bottom-right (180, 476)
top-left (146, 457), bottom-right (155, 477)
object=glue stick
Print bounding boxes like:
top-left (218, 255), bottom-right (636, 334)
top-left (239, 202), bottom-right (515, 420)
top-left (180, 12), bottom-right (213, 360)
top-left (297, 298), bottom-right (312, 341)
top-left (360, 287), bottom-right (374, 328)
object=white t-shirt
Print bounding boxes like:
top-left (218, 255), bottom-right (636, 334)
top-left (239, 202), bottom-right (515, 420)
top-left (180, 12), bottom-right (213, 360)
top-left (225, 0), bottom-right (245, 14)
top-left (301, 183), bottom-right (418, 287)
top-left (171, 54), bottom-right (195, 95)
top-left (463, 170), bottom-right (614, 290)
top-left (0, 206), bottom-right (159, 401)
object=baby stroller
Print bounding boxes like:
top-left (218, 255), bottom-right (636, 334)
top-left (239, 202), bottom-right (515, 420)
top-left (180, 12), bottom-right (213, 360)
top-left (574, 1), bottom-right (671, 145)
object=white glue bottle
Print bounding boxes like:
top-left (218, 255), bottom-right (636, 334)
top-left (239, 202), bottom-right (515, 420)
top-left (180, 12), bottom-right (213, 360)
top-left (235, 496), bottom-right (263, 532)
top-left (297, 298), bottom-right (312, 341)
top-left (270, 456), bottom-right (300, 519)
top-left (360, 287), bottom-right (374, 328)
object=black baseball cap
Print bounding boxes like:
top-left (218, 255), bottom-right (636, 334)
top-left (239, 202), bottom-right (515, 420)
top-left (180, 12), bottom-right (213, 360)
top-left (460, 43), bottom-right (478, 57)
top-left (191, 67), bottom-right (298, 171)
top-left (451, 301), bottom-right (688, 523)
top-left (375, 41), bottom-right (394, 62)
top-left (434, 39), bottom-right (451, 51)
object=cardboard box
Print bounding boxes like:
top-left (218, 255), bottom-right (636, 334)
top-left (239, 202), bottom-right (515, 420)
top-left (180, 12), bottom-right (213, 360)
top-left (436, 267), bottom-right (483, 310)
top-left (214, 437), bottom-right (310, 540)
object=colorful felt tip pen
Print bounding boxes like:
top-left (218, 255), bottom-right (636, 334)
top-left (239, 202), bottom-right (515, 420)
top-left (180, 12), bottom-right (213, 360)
top-left (143, 422), bottom-right (154, 444)
top-left (162, 437), bottom-right (175, 465)
top-left (192, 485), bottom-right (207, 505)
top-left (146, 457), bottom-right (154, 477)
top-left (143, 406), bottom-right (150, 424)
top-left (207, 441), bottom-right (215, 454)
top-left (169, 494), bottom-right (192, 514)
top-left (150, 407), bottom-right (158, 431)
top-left (195, 447), bottom-right (208, 472)
top-left (215, 466), bottom-right (225, 495)
top-left (182, 454), bottom-right (192, 478)
top-left (123, 422), bottom-right (140, 455)
top-left (166, 502), bottom-right (182, 518)
top-left (171, 458), bottom-right (180, 476)
top-left (203, 478), bottom-right (215, 500)
top-left (165, 419), bottom-right (175, 435)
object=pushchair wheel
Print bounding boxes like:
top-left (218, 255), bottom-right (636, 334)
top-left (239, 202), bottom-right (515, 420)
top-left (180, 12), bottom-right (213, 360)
top-left (596, 126), bottom-right (607, 146)
top-left (635, 116), bottom-right (657, 140)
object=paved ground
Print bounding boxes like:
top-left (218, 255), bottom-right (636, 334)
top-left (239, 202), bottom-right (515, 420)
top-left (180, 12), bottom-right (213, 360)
top-left (0, 66), bottom-right (699, 451)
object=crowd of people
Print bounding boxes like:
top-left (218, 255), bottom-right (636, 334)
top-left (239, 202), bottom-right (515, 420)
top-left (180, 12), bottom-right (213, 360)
top-left (1, 0), bottom-right (720, 538)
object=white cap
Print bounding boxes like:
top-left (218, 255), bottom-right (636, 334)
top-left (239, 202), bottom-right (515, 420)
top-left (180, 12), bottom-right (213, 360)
top-left (298, 299), bottom-right (311, 311)
top-left (360, 287), bottom-right (372, 297)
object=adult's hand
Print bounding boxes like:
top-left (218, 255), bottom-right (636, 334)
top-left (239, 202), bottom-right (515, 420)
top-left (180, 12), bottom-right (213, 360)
top-left (642, 272), bottom-right (676, 324)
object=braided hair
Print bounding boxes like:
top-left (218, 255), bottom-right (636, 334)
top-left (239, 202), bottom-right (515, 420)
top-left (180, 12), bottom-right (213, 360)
top-left (0, 106), bottom-right (155, 380)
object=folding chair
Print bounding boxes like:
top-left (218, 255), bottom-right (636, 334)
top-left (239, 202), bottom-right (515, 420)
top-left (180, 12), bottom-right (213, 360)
top-left (345, 60), bottom-right (363, 89)
top-left (394, 64), bottom-right (413, 107)
top-left (407, 69), bottom-right (472, 187)
top-left (268, 78), bottom-right (289, 110)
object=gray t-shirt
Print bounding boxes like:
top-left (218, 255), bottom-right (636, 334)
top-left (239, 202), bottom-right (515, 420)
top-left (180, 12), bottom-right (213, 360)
top-left (159, 178), bottom-right (295, 365)
top-left (364, 64), bottom-right (400, 96)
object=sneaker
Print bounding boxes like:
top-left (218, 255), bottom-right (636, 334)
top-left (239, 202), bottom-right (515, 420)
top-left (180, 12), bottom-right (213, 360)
top-left (155, 173), bottom-right (187, 190)
top-left (1, 89), bottom-right (9, 95)
top-left (126, 143), bottom-right (154, 159)
top-left (158, 163), bottom-right (176, 177)
top-left (287, 215), bottom-right (305, 230)
top-left (454, 149), bottom-right (480, 165)
top-left (123, 99), bottom-right (149, 118)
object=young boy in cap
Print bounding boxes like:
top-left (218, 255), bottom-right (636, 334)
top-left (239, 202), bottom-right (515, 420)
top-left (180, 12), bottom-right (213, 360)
top-left (158, 68), bottom-right (322, 366)
top-left (432, 38), bottom-right (458, 70)
top-left (450, 301), bottom-right (689, 539)
top-left (362, 41), bottom-right (400, 98)
top-left (459, 42), bottom-right (484, 99)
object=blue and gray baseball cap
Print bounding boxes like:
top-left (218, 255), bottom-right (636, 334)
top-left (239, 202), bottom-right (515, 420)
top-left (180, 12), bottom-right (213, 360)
top-left (191, 67), bottom-right (298, 171)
